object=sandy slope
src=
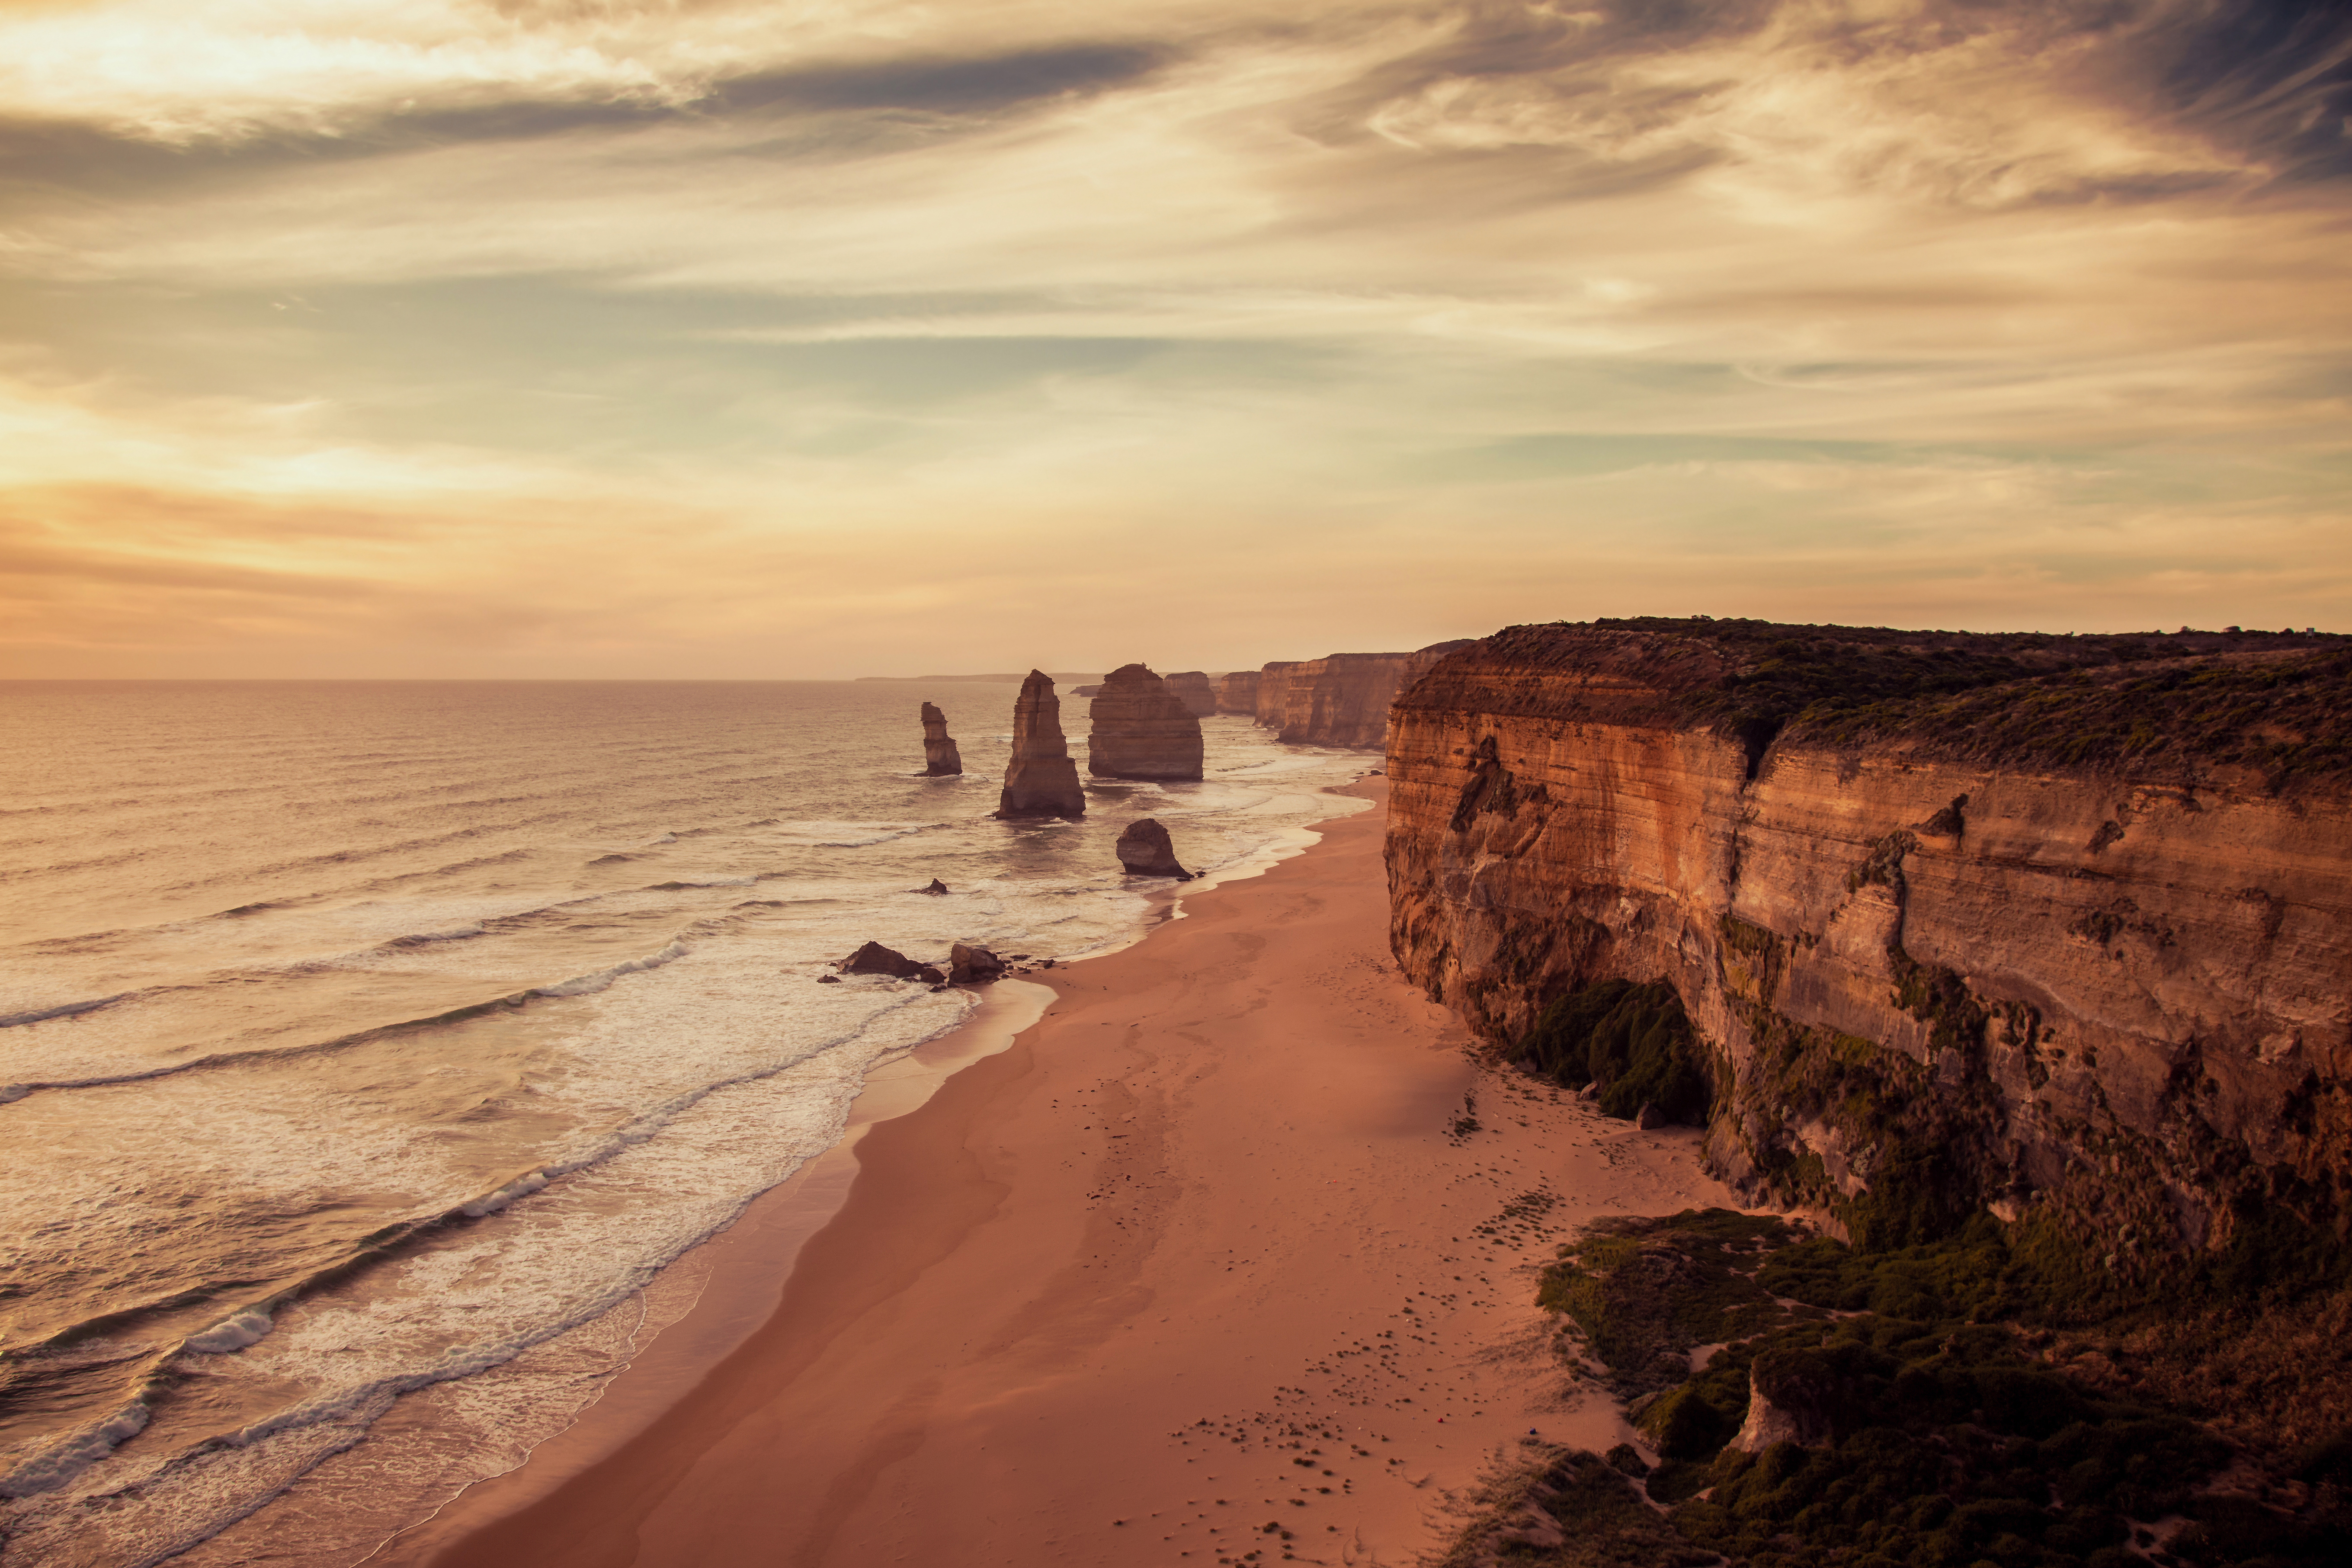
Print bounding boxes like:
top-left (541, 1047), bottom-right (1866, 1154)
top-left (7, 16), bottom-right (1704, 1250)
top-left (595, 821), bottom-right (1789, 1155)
top-left (407, 780), bottom-right (1737, 1568)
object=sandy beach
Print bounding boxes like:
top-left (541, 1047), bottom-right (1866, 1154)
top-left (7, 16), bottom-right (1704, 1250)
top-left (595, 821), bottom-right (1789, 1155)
top-left (391, 780), bottom-right (1737, 1568)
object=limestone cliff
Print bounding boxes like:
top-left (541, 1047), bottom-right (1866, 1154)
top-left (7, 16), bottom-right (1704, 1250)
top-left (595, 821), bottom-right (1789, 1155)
top-left (1086, 664), bottom-right (1205, 781)
top-left (1216, 670), bottom-right (1260, 715)
top-left (1387, 619), bottom-right (2352, 1279)
top-left (995, 670), bottom-right (1086, 818)
top-left (919, 701), bottom-right (961, 776)
top-left (1163, 671), bottom-right (1218, 718)
top-left (1253, 661), bottom-right (1301, 730)
top-left (1271, 641), bottom-right (1475, 749)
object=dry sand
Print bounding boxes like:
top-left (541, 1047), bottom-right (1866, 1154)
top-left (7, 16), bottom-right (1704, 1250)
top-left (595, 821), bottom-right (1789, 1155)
top-left (397, 780), bottom-right (1737, 1568)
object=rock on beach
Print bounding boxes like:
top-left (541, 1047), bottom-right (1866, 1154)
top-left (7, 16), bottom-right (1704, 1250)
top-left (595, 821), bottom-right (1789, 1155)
top-left (1115, 818), bottom-right (1192, 879)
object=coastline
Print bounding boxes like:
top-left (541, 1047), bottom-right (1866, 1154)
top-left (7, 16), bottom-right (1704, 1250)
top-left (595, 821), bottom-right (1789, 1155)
top-left (385, 779), bottom-right (1739, 1568)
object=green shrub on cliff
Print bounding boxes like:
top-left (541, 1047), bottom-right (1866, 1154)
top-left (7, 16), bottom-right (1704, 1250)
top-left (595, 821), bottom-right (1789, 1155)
top-left (1515, 979), bottom-right (1711, 1124)
top-left (1517, 1210), bottom-right (2352, 1567)
top-left (1573, 616), bottom-right (2352, 788)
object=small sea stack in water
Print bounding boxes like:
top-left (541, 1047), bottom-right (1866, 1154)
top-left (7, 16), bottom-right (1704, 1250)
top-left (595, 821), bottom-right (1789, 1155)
top-left (995, 670), bottom-right (1086, 819)
top-left (1115, 818), bottom-right (1192, 879)
top-left (918, 878), bottom-right (949, 895)
top-left (1162, 670), bottom-right (1217, 718)
top-left (839, 941), bottom-right (946, 983)
top-left (1086, 664), bottom-right (1204, 780)
top-left (919, 702), bottom-right (962, 776)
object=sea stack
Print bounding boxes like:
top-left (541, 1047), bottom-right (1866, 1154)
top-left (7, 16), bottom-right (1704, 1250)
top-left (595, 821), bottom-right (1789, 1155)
top-left (920, 702), bottom-right (962, 776)
top-left (1115, 818), bottom-right (1192, 879)
top-left (1162, 671), bottom-right (1217, 718)
top-left (995, 670), bottom-right (1086, 819)
top-left (1086, 664), bottom-right (1205, 780)
top-left (1214, 670), bottom-right (1260, 714)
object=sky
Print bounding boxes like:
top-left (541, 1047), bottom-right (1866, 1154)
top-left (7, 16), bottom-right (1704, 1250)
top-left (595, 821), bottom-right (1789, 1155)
top-left (1, 0), bottom-right (2347, 678)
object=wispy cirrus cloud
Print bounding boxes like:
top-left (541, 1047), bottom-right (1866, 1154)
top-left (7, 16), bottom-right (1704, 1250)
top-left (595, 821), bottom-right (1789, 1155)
top-left (0, 0), bottom-right (2346, 674)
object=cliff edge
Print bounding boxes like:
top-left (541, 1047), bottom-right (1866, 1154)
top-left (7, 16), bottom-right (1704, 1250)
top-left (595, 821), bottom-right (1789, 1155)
top-left (1387, 619), bottom-right (2352, 1283)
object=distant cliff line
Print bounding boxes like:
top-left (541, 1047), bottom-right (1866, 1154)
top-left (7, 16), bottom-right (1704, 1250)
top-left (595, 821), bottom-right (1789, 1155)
top-left (868, 643), bottom-right (1478, 750)
top-left (856, 673), bottom-right (1100, 684)
top-left (1384, 617), bottom-right (2352, 1294)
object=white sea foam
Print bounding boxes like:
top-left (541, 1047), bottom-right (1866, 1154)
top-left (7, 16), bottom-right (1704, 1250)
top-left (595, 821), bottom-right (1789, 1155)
top-left (0, 682), bottom-right (1375, 1567)
top-left (185, 1309), bottom-right (275, 1355)
top-left (529, 939), bottom-right (689, 998)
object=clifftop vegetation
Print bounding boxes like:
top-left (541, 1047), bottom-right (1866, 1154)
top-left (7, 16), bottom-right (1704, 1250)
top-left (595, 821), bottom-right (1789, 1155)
top-left (1426, 618), bottom-right (2352, 789)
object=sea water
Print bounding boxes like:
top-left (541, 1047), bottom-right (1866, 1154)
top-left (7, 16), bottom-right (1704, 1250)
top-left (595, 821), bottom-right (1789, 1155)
top-left (0, 680), bottom-right (1371, 1566)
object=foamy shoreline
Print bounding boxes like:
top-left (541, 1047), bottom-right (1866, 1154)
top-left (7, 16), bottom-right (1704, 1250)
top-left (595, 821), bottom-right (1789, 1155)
top-left (1, 690), bottom-right (1381, 1568)
top-left (345, 792), bottom-right (1377, 1566)
top-left (377, 779), bottom-right (1737, 1568)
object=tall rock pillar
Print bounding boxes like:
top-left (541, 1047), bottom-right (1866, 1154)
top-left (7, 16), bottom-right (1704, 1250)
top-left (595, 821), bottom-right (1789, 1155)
top-left (920, 702), bottom-right (962, 776)
top-left (995, 671), bottom-right (1086, 818)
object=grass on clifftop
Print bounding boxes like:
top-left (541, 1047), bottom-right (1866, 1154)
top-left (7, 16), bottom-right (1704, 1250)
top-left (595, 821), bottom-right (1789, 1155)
top-left (1565, 618), bottom-right (2352, 788)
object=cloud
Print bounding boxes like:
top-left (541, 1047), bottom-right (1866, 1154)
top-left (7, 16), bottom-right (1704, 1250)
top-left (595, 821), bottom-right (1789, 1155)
top-left (0, 1), bottom-right (2344, 673)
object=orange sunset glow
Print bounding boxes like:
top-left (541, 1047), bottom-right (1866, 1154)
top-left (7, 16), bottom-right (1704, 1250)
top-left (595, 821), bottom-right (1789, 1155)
top-left (2, 0), bottom-right (2347, 675)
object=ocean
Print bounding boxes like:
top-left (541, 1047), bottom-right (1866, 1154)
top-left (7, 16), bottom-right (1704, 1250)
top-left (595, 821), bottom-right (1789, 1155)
top-left (0, 680), bottom-right (1371, 1567)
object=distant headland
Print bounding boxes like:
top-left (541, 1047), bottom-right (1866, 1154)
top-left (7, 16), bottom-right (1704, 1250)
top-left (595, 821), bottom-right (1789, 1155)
top-left (854, 673), bottom-right (1100, 684)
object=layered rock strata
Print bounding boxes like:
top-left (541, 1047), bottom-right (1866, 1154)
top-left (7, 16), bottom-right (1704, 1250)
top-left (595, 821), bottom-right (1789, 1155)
top-left (995, 670), bottom-right (1086, 818)
top-left (919, 701), bottom-right (962, 775)
top-left (1253, 662), bottom-right (1301, 729)
top-left (1115, 818), bottom-right (1192, 879)
top-left (1086, 664), bottom-right (1205, 780)
top-left (1265, 641), bottom-right (1475, 749)
top-left (1216, 670), bottom-right (1260, 715)
top-left (1387, 619), bottom-right (2352, 1276)
top-left (1162, 671), bottom-right (1218, 718)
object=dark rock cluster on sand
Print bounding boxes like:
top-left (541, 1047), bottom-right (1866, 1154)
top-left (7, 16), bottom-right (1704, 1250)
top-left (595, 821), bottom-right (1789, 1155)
top-left (949, 943), bottom-right (1006, 984)
top-left (836, 940), bottom-right (1009, 986)
top-left (995, 670), bottom-right (1086, 819)
top-left (1086, 664), bottom-right (1204, 781)
top-left (839, 941), bottom-right (945, 984)
top-left (918, 702), bottom-right (961, 776)
top-left (1115, 818), bottom-right (1192, 879)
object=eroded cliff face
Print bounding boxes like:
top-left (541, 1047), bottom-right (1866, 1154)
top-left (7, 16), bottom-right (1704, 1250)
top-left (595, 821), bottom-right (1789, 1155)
top-left (1215, 670), bottom-right (1259, 715)
top-left (1254, 661), bottom-right (1301, 730)
top-left (1387, 622), bottom-right (2352, 1276)
top-left (1266, 642), bottom-right (1474, 749)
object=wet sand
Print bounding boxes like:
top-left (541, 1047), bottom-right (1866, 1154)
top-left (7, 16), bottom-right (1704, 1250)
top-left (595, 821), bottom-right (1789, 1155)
top-left (397, 780), bottom-right (1736, 1568)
